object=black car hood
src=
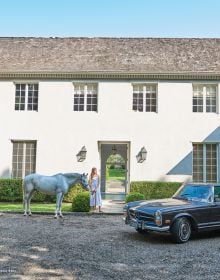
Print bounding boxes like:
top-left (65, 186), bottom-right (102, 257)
top-left (129, 198), bottom-right (209, 214)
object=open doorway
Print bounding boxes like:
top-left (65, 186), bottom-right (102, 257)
top-left (99, 142), bottom-right (130, 200)
top-left (106, 154), bottom-right (126, 193)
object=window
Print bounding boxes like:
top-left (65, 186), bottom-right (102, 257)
top-left (15, 84), bottom-right (38, 111)
top-left (12, 141), bottom-right (36, 178)
top-left (73, 84), bottom-right (98, 112)
top-left (133, 85), bottom-right (143, 111)
top-left (193, 143), bottom-right (217, 183)
top-left (206, 144), bottom-right (217, 182)
top-left (133, 84), bottom-right (157, 112)
top-left (193, 144), bottom-right (203, 182)
top-left (193, 85), bottom-right (217, 113)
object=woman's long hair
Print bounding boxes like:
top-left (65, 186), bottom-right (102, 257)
top-left (90, 167), bottom-right (97, 180)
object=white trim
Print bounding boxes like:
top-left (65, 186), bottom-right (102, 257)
top-left (99, 141), bottom-right (130, 194)
top-left (192, 83), bottom-right (218, 114)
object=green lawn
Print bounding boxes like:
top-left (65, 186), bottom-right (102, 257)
top-left (0, 202), bottom-right (72, 212)
top-left (106, 169), bottom-right (125, 181)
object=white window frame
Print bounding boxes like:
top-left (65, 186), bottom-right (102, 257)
top-left (11, 140), bottom-right (37, 178)
top-left (132, 83), bottom-right (157, 112)
top-left (14, 83), bottom-right (39, 111)
top-left (73, 83), bottom-right (98, 112)
top-left (192, 84), bottom-right (218, 113)
top-left (193, 143), bottom-right (218, 183)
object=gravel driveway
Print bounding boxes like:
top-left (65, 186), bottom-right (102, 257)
top-left (0, 213), bottom-right (220, 280)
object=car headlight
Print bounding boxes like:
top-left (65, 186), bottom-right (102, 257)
top-left (154, 210), bottom-right (162, 226)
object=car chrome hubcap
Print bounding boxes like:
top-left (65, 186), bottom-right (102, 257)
top-left (179, 221), bottom-right (191, 241)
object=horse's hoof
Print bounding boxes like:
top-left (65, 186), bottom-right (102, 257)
top-left (59, 214), bottom-right (63, 218)
top-left (54, 215), bottom-right (58, 219)
top-left (23, 213), bottom-right (27, 216)
top-left (28, 213), bottom-right (32, 216)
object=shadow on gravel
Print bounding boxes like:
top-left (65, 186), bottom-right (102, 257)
top-left (1, 214), bottom-right (220, 279)
top-left (191, 230), bottom-right (220, 242)
top-left (126, 229), bottom-right (220, 244)
top-left (125, 231), bottom-right (174, 244)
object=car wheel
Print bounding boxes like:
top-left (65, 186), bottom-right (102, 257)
top-left (171, 217), bottom-right (191, 243)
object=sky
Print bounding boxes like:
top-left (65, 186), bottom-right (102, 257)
top-left (0, 0), bottom-right (220, 37)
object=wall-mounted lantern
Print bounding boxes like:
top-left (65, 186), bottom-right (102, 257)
top-left (111, 145), bottom-right (117, 155)
top-left (76, 146), bottom-right (87, 162)
top-left (136, 147), bottom-right (147, 163)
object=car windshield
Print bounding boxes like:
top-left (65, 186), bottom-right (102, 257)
top-left (173, 184), bottom-right (212, 201)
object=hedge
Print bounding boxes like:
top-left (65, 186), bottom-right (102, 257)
top-left (0, 179), bottom-right (182, 203)
top-left (72, 192), bottom-right (90, 212)
top-left (0, 179), bottom-right (87, 203)
top-left (0, 179), bottom-right (23, 202)
top-left (63, 184), bottom-right (87, 202)
top-left (130, 181), bottom-right (182, 200)
top-left (125, 192), bottom-right (145, 203)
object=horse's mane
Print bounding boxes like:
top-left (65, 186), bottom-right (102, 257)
top-left (62, 173), bottom-right (81, 178)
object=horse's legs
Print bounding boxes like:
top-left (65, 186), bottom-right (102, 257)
top-left (27, 190), bottom-right (35, 216)
top-left (58, 193), bottom-right (64, 218)
top-left (23, 192), bottom-right (29, 216)
top-left (55, 192), bottom-right (63, 218)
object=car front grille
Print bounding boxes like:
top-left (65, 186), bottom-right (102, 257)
top-left (129, 209), bottom-right (154, 222)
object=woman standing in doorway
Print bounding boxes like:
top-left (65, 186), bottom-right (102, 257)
top-left (89, 167), bottom-right (102, 212)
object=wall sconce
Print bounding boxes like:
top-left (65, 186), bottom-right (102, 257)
top-left (111, 145), bottom-right (117, 155)
top-left (76, 146), bottom-right (87, 162)
top-left (136, 147), bottom-right (147, 163)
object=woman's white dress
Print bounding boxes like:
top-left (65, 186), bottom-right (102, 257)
top-left (90, 176), bottom-right (102, 207)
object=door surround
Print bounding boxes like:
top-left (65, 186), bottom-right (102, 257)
top-left (98, 141), bottom-right (130, 199)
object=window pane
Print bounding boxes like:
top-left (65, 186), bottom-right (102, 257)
top-left (15, 83), bottom-right (38, 111)
top-left (206, 144), bottom-right (217, 182)
top-left (206, 86), bottom-right (217, 113)
top-left (86, 85), bottom-right (98, 112)
top-left (145, 85), bottom-right (157, 112)
top-left (28, 84), bottom-right (38, 111)
top-left (193, 85), bottom-right (203, 113)
top-left (133, 85), bottom-right (143, 112)
top-left (73, 93), bottom-right (84, 111)
top-left (12, 142), bottom-right (24, 178)
top-left (12, 141), bottom-right (36, 178)
top-left (20, 104), bottom-right (25, 110)
top-left (193, 144), bottom-right (203, 182)
top-left (15, 84), bottom-right (25, 111)
top-left (25, 142), bottom-right (36, 176)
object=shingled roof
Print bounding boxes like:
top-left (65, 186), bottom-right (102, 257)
top-left (0, 37), bottom-right (220, 78)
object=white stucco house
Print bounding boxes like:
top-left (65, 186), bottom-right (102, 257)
top-left (0, 37), bottom-right (220, 196)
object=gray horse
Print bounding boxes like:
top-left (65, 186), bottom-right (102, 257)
top-left (23, 173), bottom-right (89, 218)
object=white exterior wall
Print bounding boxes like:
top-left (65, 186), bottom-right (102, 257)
top-left (1, 80), bottom-right (220, 184)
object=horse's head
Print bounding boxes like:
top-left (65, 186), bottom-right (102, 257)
top-left (80, 173), bottom-right (89, 190)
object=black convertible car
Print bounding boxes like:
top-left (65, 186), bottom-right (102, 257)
top-left (124, 183), bottom-right (220, 243)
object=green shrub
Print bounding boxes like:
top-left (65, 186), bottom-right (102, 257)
top-left (0, 179), bottom-right (55, 202)
top-left (0, 179), bottom-right (23, 202)
top-left (72, 192), bottom-right (90, 212)
top-left (126, 192), bottom-right (145, 203)
top-left (130, 181), bottom-right (182, 200)
top-left (64, 184), bottom-right (86, 203)
top-left (31, 192), bottom-right (55, 202)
